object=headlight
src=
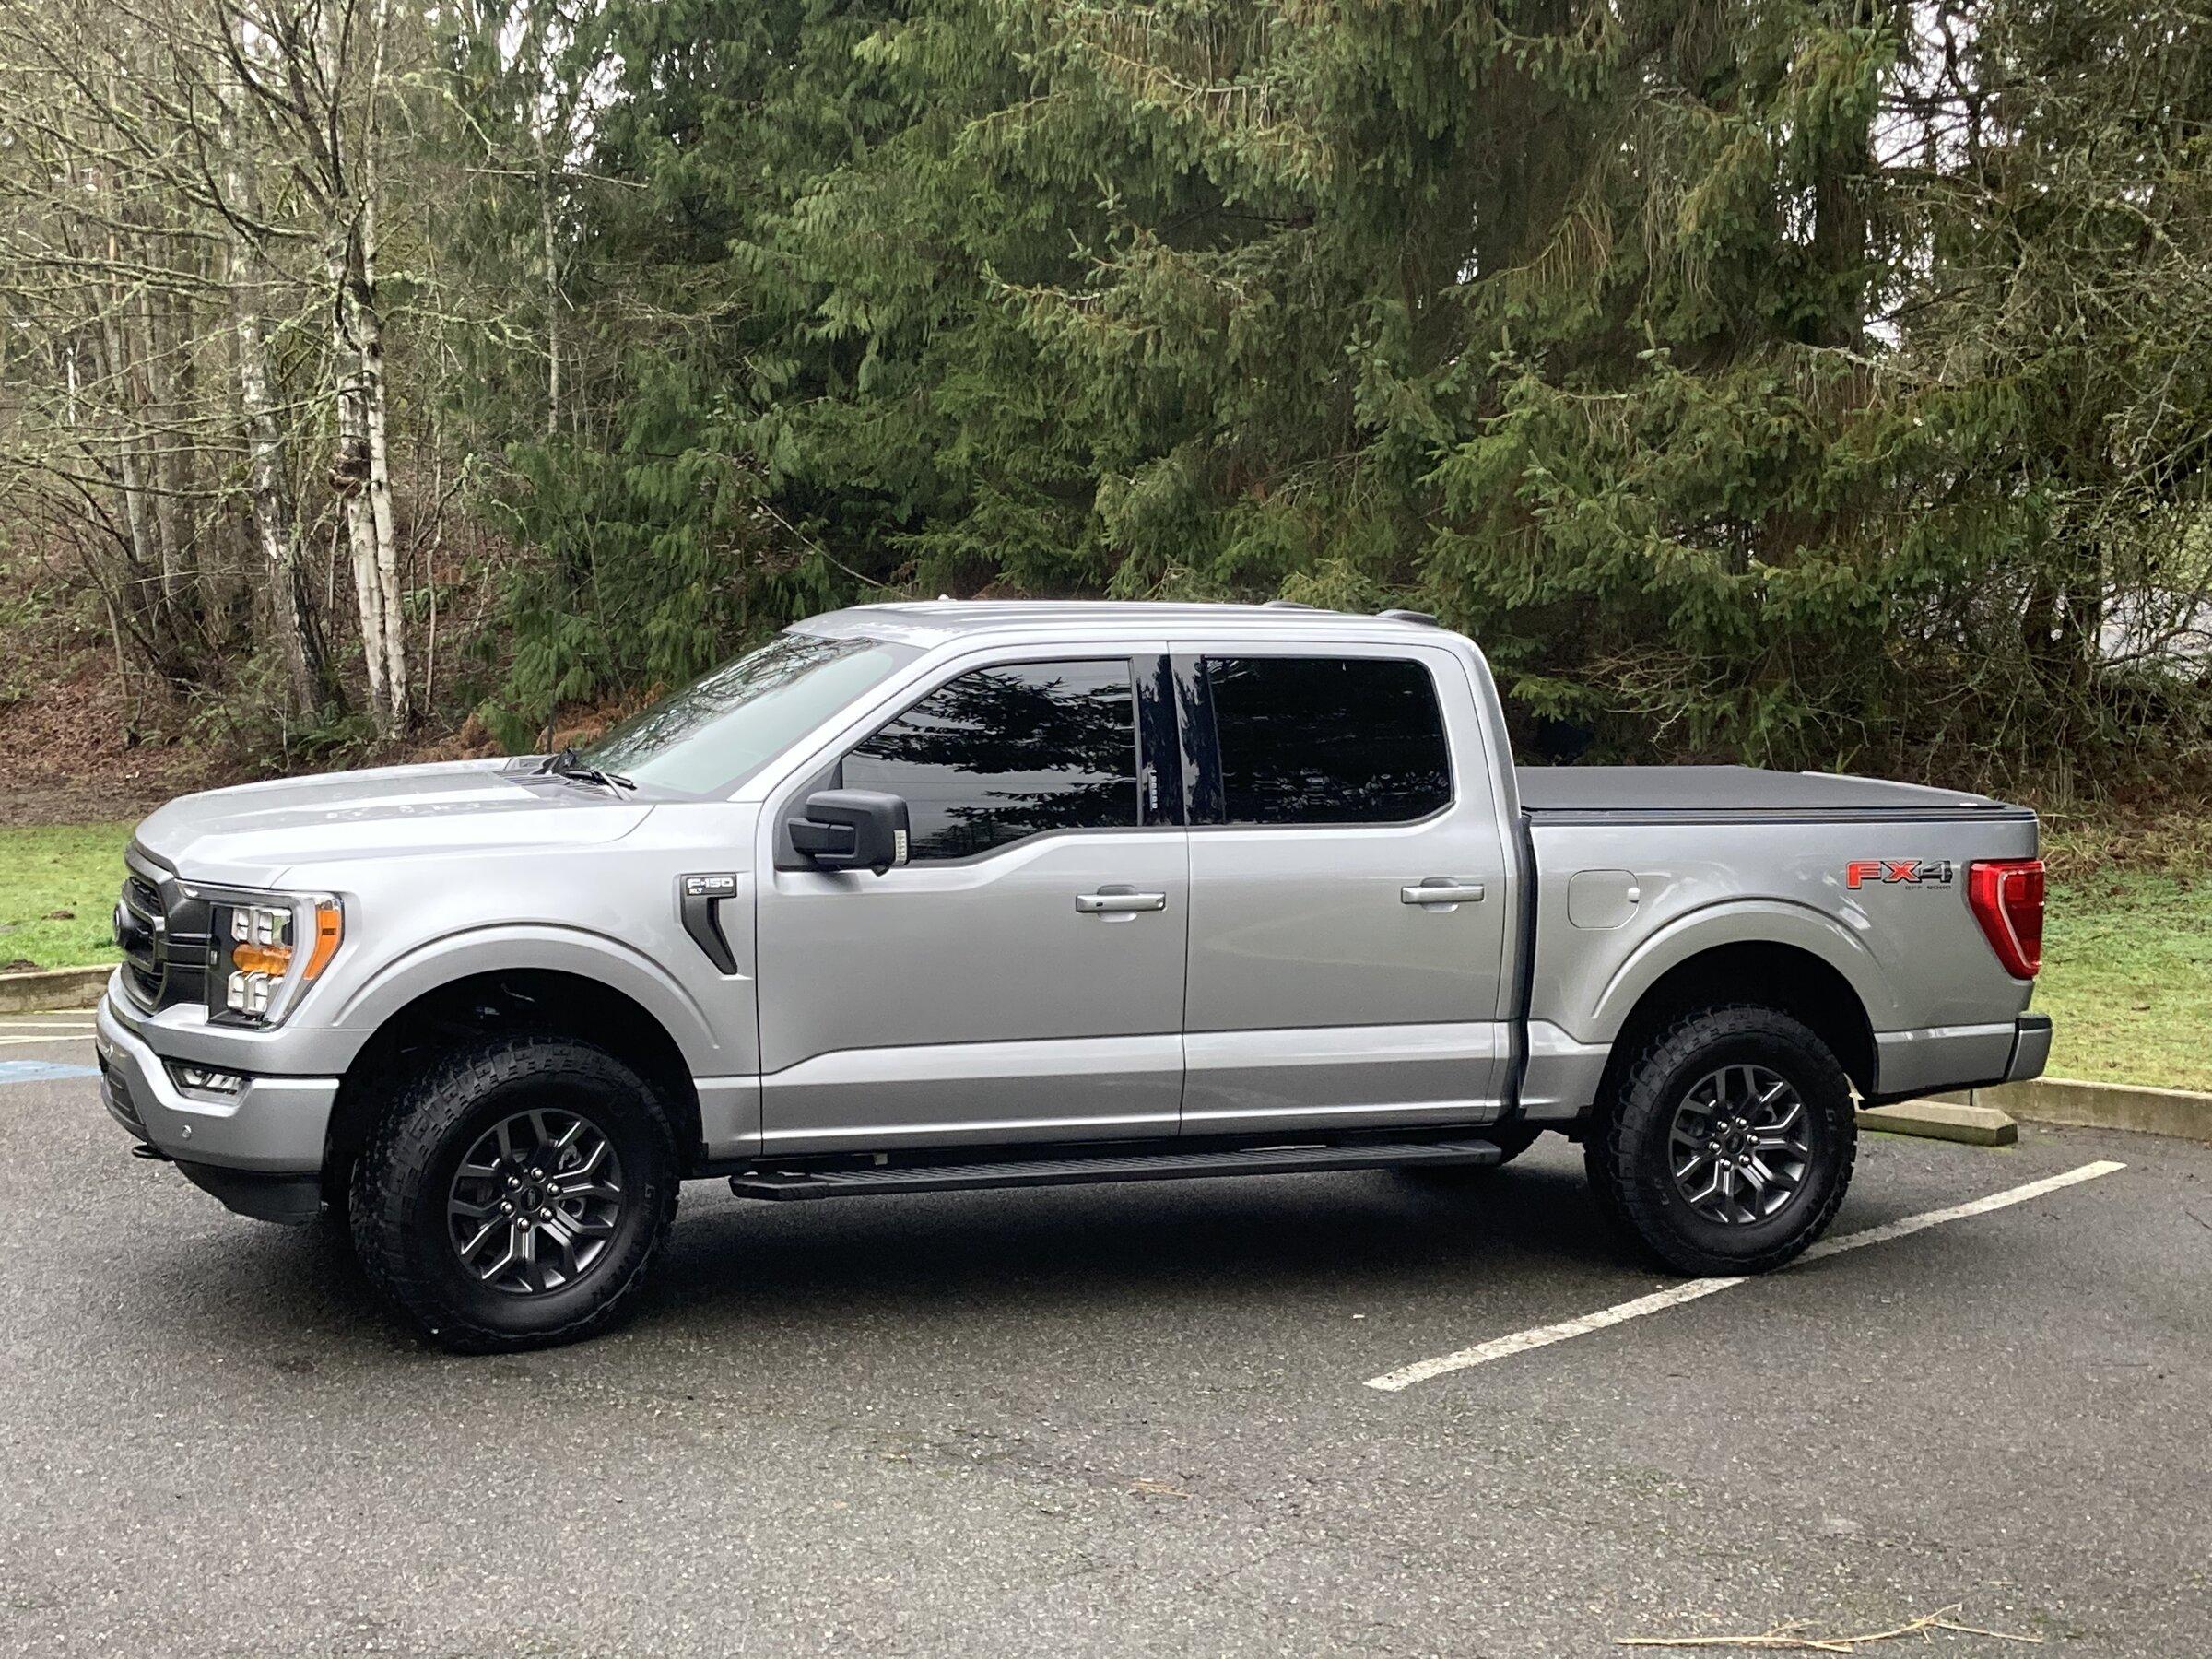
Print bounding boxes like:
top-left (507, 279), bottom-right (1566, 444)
top-left (203, 891), bottom-right (345, 1027)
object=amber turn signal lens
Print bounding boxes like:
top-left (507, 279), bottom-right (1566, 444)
top-left (302, 900), bottom-right (343, 981)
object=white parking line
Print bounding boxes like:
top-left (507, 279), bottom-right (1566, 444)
top-left (0, 1033), bottom-right (94, 1046)
top-left (1364, 1159), bottom-right (2127, 1393)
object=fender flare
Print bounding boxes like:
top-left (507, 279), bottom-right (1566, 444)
top-left (1586, 899), bottom-right (1899, 1043)
top-left (327, 924), bottom-right (728, 1076)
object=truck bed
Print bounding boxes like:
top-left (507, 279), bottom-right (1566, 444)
top-left (1516, 765), bottom-right (2030, 823)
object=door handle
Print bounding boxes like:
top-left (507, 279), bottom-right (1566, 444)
top-left (1077, 887), bottom-right (1168, 914)
top-left (1402, 879), bottom-right (1486, 906)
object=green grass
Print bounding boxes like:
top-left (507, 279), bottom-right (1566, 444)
top-left (0, 818), bottom-right (2205, 1092)
top-left (0, 822), bottom-right (132, 971)
top-left (2038, 869), bottom-right (2212, 1093)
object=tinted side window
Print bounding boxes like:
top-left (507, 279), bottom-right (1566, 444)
top-left (842, 660), bottom-right (1139, 860)
top-left (1205, 656), bottom-right (1451, 825)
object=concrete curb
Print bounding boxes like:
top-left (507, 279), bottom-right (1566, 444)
top-left (1957, 1077), bottom-right (2212, 1146)
top-left (1859, 1100), bottom-right (2018, 1147)
top-left (0, 965), bottom-right (112, 1014)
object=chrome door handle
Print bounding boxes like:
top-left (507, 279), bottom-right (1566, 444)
top-left (1077, 888), bottom-right (1168, 914)
top-left (1402, 879), bottom-right (1486, 906)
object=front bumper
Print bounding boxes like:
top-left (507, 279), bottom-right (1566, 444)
top-left (96, 977), bottom-right (340, 1174)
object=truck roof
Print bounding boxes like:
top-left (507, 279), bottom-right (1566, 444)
top-left (794, 600), bottom-right (1453, 647)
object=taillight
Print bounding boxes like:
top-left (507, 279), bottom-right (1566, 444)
top-left (1968, 859), bottom-right (2044, 979)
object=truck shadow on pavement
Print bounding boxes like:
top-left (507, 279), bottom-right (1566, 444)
top-left (149, 1154), bottom-right (1630, 1359)
top-left (634, 1158), bottom-right (1629, 1335)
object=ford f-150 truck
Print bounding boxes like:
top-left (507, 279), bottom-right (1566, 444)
top-left (98, 602), bottom-right (2052, 1349)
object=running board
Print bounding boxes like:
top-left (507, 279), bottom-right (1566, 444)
top-left (726, 1138), bottom-right (1503, 1201)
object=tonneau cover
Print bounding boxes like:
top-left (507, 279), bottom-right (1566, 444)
top-left (1517, 765), bottom-right (2020, 819)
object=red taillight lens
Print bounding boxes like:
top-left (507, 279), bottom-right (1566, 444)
top-left (1968, 859), bottom-right (2045, 979)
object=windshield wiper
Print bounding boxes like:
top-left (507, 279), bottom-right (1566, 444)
top-left (537, 745), bottom-right (636, 791)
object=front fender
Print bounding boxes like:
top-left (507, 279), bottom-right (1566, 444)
top-left (326, 924), bottom-right (729, 1076)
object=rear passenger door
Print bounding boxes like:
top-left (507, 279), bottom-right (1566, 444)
top-left (1177, 645), bottom-right (1514, 1133)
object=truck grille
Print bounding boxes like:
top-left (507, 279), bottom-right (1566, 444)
top-left (114, 851), bottom-right (211, 1013)
top-left (115, 870), bottom-right (164, 1006)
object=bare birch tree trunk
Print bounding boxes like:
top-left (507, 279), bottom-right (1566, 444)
top-left (94, 305), bottom-right (158, 595)
top-left (357, 116), bottom-right (408, 721)
top-left (324, 0), bottom-right (408, 735)
top-left (218, 73), bottom-right (320, 715)
top-left (235, 294), bottom-right (319, 712)
top-left (367, 0), bottom-right (408, 725)
top-left (331, 222), bottom-right (394, 733)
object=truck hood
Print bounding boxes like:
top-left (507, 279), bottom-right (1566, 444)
top-left (134, 758), bottom-right (653, 888)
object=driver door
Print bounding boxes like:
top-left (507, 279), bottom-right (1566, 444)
top-left (753, 650), bottom-right (1188, 1156)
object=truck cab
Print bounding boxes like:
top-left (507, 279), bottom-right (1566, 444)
top-left (97, 602), bottom-right (2049, 1349)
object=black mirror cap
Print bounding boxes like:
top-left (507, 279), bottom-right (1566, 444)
top-left (789, 789), bottom-right (910, 874)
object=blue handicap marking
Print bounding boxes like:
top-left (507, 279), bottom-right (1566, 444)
top-left (0, 1060), bottom-right (100, 1085)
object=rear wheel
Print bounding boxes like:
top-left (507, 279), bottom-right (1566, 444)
top-left (349, 1033), bottom-right (678, 1351)
top-left (1585, 1005), bottom-right (1854, 1276)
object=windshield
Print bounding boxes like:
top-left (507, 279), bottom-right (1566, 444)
top-left (580, 631), bottom-right (919, 795)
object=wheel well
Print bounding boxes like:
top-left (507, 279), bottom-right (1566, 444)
top-left (323, 969), bottom-right (704, 1201)
top-left (1594, 943), bottom-right (1877, 1110)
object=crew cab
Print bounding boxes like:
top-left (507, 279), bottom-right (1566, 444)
top-left (98, 603), bottom-right (2052, 1348)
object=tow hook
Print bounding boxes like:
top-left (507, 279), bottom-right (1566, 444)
top-left (129, 1142), bottom-right (171, 1163)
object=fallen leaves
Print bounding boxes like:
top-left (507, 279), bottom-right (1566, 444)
top-left (1618, 1602), bottom-right (2042, 1652)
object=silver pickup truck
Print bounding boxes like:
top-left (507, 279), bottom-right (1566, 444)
top-left (98, 602), bottom-right (2052, 1349)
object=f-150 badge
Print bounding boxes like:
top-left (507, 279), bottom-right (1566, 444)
top-left (1845, 860), bottom-right (1955, 888)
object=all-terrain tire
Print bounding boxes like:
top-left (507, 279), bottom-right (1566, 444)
top-left (349, 1033), bottom-right (679, 1352)
top-left (1584, 1005), bottom-right (1855, 1276)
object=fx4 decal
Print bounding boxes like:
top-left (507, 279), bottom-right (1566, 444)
top-left (1846, 859), bottom-right (1955, 889)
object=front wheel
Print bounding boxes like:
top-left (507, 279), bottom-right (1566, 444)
top-left (349, 1034), bottom-right (678, 1351)
top-left (1586, 1006), bottom-right (1855, 1276)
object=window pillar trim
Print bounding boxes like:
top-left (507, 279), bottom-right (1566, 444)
top-left (1169, 652), bottom-right (1222, 826)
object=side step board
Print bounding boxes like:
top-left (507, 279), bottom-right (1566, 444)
top-left (727, 1138), bottom-right (1503, 1202)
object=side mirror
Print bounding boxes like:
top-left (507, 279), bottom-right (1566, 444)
top-left (788, 789), bottom-right (910, 874)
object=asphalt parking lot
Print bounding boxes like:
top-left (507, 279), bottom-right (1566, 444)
top-left (2, 1012), bottom-right (2206, 1657)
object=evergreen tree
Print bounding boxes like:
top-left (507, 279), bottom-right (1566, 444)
top-left (472, 0), bottom-right (2212, 786)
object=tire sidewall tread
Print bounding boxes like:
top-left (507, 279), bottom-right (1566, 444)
top-left (348, 1032), bottom-right (678, 1352)
top-left (1584, 1004), bottom-right (1856, 1276)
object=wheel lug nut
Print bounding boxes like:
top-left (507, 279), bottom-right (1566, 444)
top-left (500, 1200), bottom-right (514, 1214)
top-left (538, 1206), bottom-right (552, 1219)
top-left (506, 1176), bottom-right (519, 1189)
